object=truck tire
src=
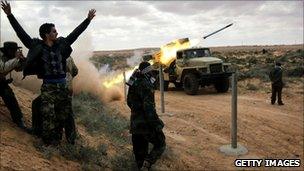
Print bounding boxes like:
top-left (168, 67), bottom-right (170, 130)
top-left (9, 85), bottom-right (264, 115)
top-left (183, 73), bottom-right (199, 95)
top-left (214, 77), bottom-right (229, 93)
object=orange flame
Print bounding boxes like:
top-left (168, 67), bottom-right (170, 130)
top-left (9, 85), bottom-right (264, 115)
top-left (155, 38), bottom-right (191, 66)
top-left (102, 38), bottom-right (193, 88)
top-left (102, 68), bottom-right (136, 88)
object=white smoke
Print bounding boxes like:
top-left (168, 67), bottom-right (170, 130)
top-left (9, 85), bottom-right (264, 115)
top-left (71, 33), bottom-right (123, 102)
top-left (127, 49), bottom-right (144, 67)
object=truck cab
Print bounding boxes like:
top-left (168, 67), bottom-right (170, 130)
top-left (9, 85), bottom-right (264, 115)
top-left (163, 47), bottom-right (232, 95)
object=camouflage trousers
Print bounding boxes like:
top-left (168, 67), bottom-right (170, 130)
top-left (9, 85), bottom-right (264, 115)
top-left (0, 82), bottom-right (24, 124)
top-left (132, 129), bottom-right (166, 169)
top-left (40, 83), bottom-right (76, 145)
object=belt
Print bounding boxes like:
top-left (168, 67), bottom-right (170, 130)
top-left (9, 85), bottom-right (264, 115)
top-left (43, 78), bottom-right (66, 84)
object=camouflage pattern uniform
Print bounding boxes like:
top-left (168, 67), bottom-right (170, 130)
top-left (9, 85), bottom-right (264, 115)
top-left (269, 63), bottom-right (284, 105)
top-left (127, 67), bottom-right (166, 169)
top-left (0, 49), bottom-right (25, 128)
top-left (32, 56), bottom-right (78, 144)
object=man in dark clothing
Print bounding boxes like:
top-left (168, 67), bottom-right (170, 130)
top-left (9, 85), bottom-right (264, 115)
top-left (31, 56), bottom-right (78, 144)
top-left (0, 41), bottom-right (26, 129)
top-left (269, 62), bottom-right (284, 105)
top-left (127, 61), bottom-right (166, 170)
top-left (1, 0), bottom-right (96, 145)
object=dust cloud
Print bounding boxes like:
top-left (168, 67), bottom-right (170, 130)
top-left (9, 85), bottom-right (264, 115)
top-left (71, 33), bottom-right (123, 102)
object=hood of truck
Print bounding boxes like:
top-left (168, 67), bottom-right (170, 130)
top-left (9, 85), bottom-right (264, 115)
top-left (177, 57), bottom-right (223, 67)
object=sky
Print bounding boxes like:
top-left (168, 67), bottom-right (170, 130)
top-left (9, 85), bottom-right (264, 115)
top-left (0, 0), bottom-right (303, 51)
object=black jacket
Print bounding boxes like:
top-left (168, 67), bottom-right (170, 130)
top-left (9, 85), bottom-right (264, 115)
top-left (7, 14), bottom-right (91, 78)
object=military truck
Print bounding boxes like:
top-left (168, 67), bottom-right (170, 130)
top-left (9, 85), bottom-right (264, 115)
top-left (147, 47), bottom-right (232, 95)
top-left (145, 23), bottom-right (234, 95)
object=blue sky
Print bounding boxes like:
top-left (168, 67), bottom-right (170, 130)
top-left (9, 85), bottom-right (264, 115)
top-left (1, 1), bottom-right (303, 51)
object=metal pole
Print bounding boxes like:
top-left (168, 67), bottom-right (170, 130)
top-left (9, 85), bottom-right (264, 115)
top-left (123, 71), bottom-right (127, 102)
top-left (231, 73), bottom-right (237, 148)
top-left (159, 65), bottom-right (165, 113)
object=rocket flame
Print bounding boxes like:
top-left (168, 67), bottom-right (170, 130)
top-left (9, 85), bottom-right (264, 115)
top-left (102, 38), bottom-right (195, 88)
top-left (102, 60), bottom-right (155, 88)
top-left (156, 38), bottom-right (191, 66)
top-left (102, 68), bottom-right (136, 88)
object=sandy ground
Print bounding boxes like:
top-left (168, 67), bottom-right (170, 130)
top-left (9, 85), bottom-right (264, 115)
top-left (0, 82), bottom-right (303, 170)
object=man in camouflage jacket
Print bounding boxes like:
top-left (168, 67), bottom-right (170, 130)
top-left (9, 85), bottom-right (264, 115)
top-left (1, 1), bottom-right (95, 145)
top-left (127, 61), bottom-right (166, 170)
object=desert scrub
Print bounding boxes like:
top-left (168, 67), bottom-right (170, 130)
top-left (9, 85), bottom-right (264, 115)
top-left (246, 83), bottom-right (259, 91)
top-left (33, 140), bottom-right (109, 169)
top-left (73, 92), bottom-right (130, 145)
top-left (73, 92), bottom-right (136, 169)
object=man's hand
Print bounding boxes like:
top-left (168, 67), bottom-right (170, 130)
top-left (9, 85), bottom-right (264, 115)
top-left (1, 0), bottom-right (11, 15)
top-left (87, 9), bottom-right (96, 20)
top-left (15, 49), bottom-right (25, 60)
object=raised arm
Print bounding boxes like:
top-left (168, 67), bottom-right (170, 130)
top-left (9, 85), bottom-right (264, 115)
top-left (66, 9), bottom-right (96, 45)
top-left (1, 1), bottom-right (32, 48)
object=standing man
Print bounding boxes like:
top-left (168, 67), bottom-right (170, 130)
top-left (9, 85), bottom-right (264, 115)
top-left (269, 62), bottom-right (284, 105)
top-left (0, 41), bottom-right (26, 129)
top-left (31, 56), bottom-right (78, 145)
top-left (1, 0), bottom-right (96, 145)
top-left (127, 62), bottom-right (166, 170)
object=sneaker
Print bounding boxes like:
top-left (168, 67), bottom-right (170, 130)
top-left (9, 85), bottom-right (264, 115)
top-left (278, 102), bottom-right (284, 105)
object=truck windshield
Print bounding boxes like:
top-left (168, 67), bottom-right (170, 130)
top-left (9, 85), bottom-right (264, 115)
top-left (185, 49), bottom-right (211, 58)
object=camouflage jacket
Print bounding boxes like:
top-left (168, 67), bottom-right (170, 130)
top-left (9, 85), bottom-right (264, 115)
top-left (127, 74), bottom-right (164, 134)
top-left (0, 51), bottom-right (23, 82)
top-left (269, 66), bottom-right (283, 86)
top-left (65, 56), bottom-right (78, 92)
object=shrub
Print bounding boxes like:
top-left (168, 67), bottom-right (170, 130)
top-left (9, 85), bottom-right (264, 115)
top-left (286, 66), bottom-right (304, 77)
top-left (246, 83), bottom-right (259, 91)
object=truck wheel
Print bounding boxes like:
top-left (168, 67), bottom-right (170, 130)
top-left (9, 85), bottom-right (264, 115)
top-left (215, 77), bottom-right (229, 93)
top-left (183, 73), bottom-right (199, 95)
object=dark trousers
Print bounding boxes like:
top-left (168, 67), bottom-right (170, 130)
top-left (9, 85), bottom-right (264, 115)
top-left (0, 83), bottom-right (23, 124)
top-left (33, 92), bottom-right (76, 144)
top-left (271, 84), bottom-right (283, 104)
top-left (132, 130), bottom-right (166, 169)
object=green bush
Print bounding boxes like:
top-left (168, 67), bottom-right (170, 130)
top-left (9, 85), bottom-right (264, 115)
top-left (33, 140), bottom-right (109, 169)
top-left (246, 83), bottom-right (259, 91)
top-left (73, 92), bottom-right (130, 144)
top-left (287, 66), bottom-right (304, 77)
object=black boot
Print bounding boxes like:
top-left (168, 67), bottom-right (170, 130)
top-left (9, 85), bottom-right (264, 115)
top-left (15, 119), bottom-right (26, 129)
